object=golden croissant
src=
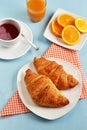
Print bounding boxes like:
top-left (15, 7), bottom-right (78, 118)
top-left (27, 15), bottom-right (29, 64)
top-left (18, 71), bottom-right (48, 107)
top-left (24, 69), bottom-right (69, 107)
top-left (33, 57), bottom-right (79, 90)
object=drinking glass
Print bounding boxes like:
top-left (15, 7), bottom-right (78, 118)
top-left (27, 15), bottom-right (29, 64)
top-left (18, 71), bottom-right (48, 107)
top-left (26, 0), bottom-right (46, 22)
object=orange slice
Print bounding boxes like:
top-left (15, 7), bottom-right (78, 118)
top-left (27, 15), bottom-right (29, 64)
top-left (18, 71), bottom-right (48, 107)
top-left (62, 25), bottom-right (80, 45)
top-left (75, 18), bottom-right (87, 33)
top-left (51, 19), bottom-right (63, 37)
top-left (57, 13), bottom-right (75, 27)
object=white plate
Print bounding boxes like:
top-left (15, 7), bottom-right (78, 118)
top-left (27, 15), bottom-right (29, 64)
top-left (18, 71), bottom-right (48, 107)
top-left (0, 21), bottom-right (33, 60)
top-left (17, 58), bottom-right (82, 120)
top-left (44, 8), bottom-right (87, 51)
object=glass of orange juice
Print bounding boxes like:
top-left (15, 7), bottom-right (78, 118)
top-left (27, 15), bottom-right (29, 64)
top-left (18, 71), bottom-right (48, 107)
top-left (26, 0), bottom-right (46, 22)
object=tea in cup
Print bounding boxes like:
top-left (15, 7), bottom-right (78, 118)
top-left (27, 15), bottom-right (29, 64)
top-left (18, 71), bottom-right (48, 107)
top-left (0, 18), bottom-right (22, 48)
top-left (26, 0), bottom-right (46, 22)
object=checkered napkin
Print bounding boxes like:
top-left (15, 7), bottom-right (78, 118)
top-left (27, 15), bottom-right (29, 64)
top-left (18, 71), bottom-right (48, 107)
top-left (0, 43), bottom-right (87, 117)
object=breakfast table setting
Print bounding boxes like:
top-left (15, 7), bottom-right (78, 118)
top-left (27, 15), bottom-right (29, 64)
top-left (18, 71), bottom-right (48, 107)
top-left (0, 0), bottom-right (87, 130)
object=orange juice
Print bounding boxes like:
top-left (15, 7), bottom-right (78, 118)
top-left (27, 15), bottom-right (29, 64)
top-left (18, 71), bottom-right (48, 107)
top-left (26, 0), bottom-right (46, 22)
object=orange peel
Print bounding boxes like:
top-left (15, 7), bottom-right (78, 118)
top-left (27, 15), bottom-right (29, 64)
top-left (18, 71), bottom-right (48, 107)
top-left (75, 18), bottom-right (87, 33)
top-left (62, 25), bottom-right (80, 45)
top-left (51, 19), bottom-right (63, 37)
top-left (57, 13), bottom-right (75, 27)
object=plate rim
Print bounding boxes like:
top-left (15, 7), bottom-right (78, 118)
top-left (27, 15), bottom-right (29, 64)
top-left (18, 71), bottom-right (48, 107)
top-left (17, 57), bottom-right (82, 120)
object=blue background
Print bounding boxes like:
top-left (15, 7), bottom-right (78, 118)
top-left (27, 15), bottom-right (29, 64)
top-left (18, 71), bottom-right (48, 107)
top-left (0, 0), bottom-right (87, 129)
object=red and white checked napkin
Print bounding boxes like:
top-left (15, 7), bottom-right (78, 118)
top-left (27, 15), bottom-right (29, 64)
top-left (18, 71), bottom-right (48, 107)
top-left (0, 43), bottom-right (87, 117)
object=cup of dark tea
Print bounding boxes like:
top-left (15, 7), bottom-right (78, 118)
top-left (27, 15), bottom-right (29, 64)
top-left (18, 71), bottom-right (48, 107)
top-left (0, 18), bottom-right (22, 47)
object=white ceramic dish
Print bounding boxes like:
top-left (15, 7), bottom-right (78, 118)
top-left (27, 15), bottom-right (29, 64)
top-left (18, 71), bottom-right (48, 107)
top-left (44, 8), bottom-right (87, 51)
top-left (0, 21), bottom-right (33, 60)
top-left (17, 58), bottom-right (82, 120)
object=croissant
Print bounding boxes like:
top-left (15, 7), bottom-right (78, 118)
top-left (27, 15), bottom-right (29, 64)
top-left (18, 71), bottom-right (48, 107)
top-left (33, 57), bottom-right (79, 90)
top-left (24, 69), bottom-right (69, 107)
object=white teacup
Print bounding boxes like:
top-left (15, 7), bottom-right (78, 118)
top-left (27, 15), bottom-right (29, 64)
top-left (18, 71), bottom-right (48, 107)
top-left (0, 18), bottom-right (22, 48)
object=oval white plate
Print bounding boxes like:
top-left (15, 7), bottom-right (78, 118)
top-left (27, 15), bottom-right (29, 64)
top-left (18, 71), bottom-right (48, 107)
top-left (17, 58), bottom-right (82, 120)
top-left (0, 21), bottom-right (33, 60)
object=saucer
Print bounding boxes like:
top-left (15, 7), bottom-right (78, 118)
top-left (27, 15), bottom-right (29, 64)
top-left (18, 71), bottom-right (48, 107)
top-left (0, 21), bottom-right (33, 60)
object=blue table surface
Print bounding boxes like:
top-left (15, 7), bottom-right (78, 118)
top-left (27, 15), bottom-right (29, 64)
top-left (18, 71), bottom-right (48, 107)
top-left (0, 0), bottom-right (87, 129)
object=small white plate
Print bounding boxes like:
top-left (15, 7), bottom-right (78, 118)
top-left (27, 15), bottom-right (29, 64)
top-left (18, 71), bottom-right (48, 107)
top-left (44, 8), bottom-right (87, 51)
top-left (17, 58), bottom-right (82, 120)
top-left (0, 21), bottom-right (33, 60)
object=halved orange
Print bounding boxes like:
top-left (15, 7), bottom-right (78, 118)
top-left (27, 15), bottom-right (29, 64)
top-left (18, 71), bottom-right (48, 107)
top-left (57, 13), bottom-right (75, 27)
top-left (75, 18), bottom-right (87, 33)
top-left (62, 25), bottom-right (80, 45)
top-left (51, 19), bottom-right (63, 37)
